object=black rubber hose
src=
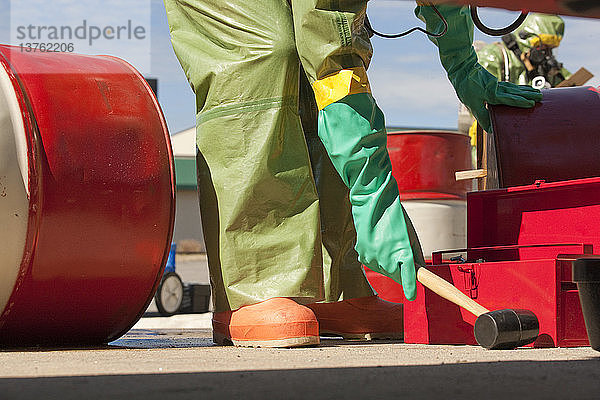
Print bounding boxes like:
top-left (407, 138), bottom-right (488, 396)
top-left (365, 4), bottom-right (448, 39)
top-left (470, 6), bottom-right (528, 36)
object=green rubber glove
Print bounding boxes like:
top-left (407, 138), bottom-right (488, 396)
top-left (318, 93), bottom-right (418, 301)
top-left (416, 4), bottom-right (543, 132)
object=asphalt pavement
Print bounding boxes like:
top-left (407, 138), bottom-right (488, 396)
top-left (2, 254), bottom-right (600, 399)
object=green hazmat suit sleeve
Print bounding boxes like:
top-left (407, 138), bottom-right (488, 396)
top-left (291, 0), bottom-right (425, 301)
top-left (415, 4), bottom-right (543, 132)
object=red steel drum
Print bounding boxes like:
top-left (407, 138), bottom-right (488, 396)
top-left (0, 45), bottom-right (175, 346)
top-left (387, 130), bottom-right (472, 200)
top-left (489, 86), bottom-right (600, 188)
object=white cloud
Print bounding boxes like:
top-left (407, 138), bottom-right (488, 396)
top-left (381, 53), bottom-right (432, 65)
top-left (369, 64), bottom-right (459, 128)
top-left (371, 67), bottom-right (457, 108)
top-left (368, 0), bottom-right (415, 10)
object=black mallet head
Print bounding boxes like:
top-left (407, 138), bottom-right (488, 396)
top-left (474, 309), bottom-right (539, 350)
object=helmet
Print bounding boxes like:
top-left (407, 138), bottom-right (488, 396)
top-left (514, 13), bottom-right (565, 50)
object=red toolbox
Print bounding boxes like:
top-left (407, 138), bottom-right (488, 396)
top-left (404, 177), bottom-right (600, 347)
top-left (403, 87), bottom-right (600, 347)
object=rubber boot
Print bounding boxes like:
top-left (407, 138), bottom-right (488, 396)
top-left (212, 298), bottom-right (320, 348)
top-left (306, 296), bottom-right (403, 340)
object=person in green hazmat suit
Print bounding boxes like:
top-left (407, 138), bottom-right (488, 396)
top-left (163, 0), bottom-right (542, 348)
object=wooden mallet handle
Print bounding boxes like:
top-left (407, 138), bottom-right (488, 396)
top-left (416, 267), bottom-right (489, 317)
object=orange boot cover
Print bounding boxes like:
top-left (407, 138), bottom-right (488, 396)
top-left (212, 298), bottom-right (320, 348)
top-left (306, 296), bottom-right (403, 340)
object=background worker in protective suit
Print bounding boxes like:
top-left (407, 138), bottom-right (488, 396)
top-left (459, 13), bottom-right (570, 142)
top-left (478, 13), bottom-right (571, 88)
top-left (163, 0), bottom-right (542, 348)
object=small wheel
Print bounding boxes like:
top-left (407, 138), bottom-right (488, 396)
top-left (155, 272), bottom-right (184, 316)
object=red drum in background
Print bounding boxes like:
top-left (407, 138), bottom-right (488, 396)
top-left (387, 130), bottom-right (472, 201)
top-left (0, 45), bottom-right (175, 346)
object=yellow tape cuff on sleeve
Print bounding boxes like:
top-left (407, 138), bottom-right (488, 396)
top-left (312, 67), bottom-right (371, 110)
top-left (528, 34), bottom-right (562, 49)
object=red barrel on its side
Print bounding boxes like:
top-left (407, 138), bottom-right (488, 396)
top-left (0, 45), bottom-right (175, 346)
top-left (490, 86), bottom-right (600, 188)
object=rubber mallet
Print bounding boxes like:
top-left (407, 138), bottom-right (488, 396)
top-left (417, 267), bottom-right (539, 349)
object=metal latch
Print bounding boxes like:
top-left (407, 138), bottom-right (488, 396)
top-left (450, 255), bottom-right (466, 263)
top-left (457, 265), bottom-right (479, 299)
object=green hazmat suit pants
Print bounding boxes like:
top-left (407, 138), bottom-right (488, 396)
top-left (164, 0), bottom-right (422, 312)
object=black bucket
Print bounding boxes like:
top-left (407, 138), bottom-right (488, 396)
top-left (573, 258), bottom-right (600, 351)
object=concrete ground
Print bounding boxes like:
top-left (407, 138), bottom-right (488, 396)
top-left (1, 329), bottom-right (600, 400)
top-left (2, 255), bottom-right (600, 399)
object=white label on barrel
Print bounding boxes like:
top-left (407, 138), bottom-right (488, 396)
top-left (0, 62), bottom-right (29, 316)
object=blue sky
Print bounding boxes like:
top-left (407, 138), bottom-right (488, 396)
top-left (1, 0), bottom-right (599, 134)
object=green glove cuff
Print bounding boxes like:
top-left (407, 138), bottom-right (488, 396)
top-left (318, 93), bottom-right (417, 301)
top-left (415, 4), bottom-right (474, 58)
